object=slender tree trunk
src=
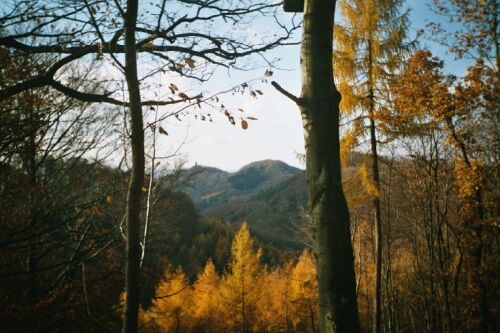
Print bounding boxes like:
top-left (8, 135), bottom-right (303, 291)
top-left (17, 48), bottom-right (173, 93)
top-left (26, 90), bottom-right (38, 328)
top-left (309, 301), bottom-right (317, 333)
top-left (473, 190), bottom-right (490, 333)
top-left (369, 114), bottom-right (382, 333)
top-left (122, 0), bottom-right (145, 332)
top-left (300, 1), bottom-right (360, 331)
top-left (367, 35), bottom-right (382, 333)
top-left (242, 272), bottom-right (246, 333)
top-left (445, 119), bottom-right (490, 332)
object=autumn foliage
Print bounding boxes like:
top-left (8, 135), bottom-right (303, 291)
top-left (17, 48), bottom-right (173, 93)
top-left (139, 223), bottom-right (319, 333)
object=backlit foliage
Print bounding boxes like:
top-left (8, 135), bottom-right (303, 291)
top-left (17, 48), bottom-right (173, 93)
top-left (140, 224), bottom-right (320, 333)
top-left (334, 0), bottom-right (412, 198)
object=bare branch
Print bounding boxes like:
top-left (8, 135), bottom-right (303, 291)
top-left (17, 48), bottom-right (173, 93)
top-left (271, 80), bottom-right (303, 105)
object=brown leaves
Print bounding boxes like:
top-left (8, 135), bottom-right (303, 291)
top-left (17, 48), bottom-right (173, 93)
top-left (168, 83), bottom-right (179, 95)
top-left (249, 90), bottom-right (263, 98)
top-left (185, 58), bottom-right (196, 69)
top-left (178, 92), bottom-right (190, 100)
top-left (241, 119), bottom-right (248, 130)
top-left (454, 158), bottom-right (485, 200)
top-left (224, 111), bottom-right (236, 125)
top-left (159, 127), bottom-right (168, 135)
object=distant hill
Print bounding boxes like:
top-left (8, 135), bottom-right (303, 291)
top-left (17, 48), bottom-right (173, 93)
top-left (182, 160), bottom-right (307, 249)
top-left (183, 160), bottom-right (303, 211)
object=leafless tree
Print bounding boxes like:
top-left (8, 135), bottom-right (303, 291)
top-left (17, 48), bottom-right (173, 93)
top-left (0, 1), bottom-right (299, 331)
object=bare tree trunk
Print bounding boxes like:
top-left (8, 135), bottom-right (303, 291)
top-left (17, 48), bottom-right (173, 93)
top-left (26, 90), bottom-right (38, 329)
top-left (284, 0), bottom-right (360, 331)
top-left (367, 36), bottom-right (382, 333)
top-left (122, 0), bottom-right (145, 332)
top-left (272, 1), bottom-right (360, 330)
top-left (369, 113), bottom-right (382, 333)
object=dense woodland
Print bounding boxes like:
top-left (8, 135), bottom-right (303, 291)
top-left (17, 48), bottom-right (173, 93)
top-left (0, 0), bottom-right (498, 332)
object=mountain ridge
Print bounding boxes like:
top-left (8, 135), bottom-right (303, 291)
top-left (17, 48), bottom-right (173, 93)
top-left (180, 159), bottom-right (307, 249)
top-left (183, 159), bottom-right (303, 210)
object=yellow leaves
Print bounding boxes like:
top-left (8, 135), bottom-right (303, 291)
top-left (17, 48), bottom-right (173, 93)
top-left (359, 162), bottom-right (380, 197)
top-left (141, 186), bottom-right (148, 193)
top-left (340, 130), bottom-right (357, 168)
top-left (342, 156), bottom-right (380, 205)
top-left (106, 195), bottom-right (113, 204)
top-left (193, 260), bottom-right (221, 319)
top-left (290, 251), bottom-right (317, 299)
top-left (454, 157), bottom-right (485, 200)
top-left (144, 266), bottom-right (194, 332)
top-left (141, 225), bottom-right (322, 332)
top-left (337, 81), bottom-right (358, 114)
top-left (219, 222), bottom-right (263, 330)
top-left (228, 222), bottom-right (262, 272)
top-left (288, 250), bottom-right (319, 330)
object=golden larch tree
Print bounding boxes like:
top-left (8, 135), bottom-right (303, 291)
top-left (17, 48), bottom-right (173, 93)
top-left (219, 223), bottom-right (263, 333)
top-left (142, 266), bottom-right (193, 333)
top-left (334, 1), bottom-right (412, 331)
top-left (290, 250), bottom-right (319, 333)
top-left (192, 259), bottom-right (223, 332)
top-left (256, 262), bottom-right (294, 332)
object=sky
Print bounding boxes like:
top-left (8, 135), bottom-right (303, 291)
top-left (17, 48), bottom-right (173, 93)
top-left (152, 0), bottom-right (465, 172)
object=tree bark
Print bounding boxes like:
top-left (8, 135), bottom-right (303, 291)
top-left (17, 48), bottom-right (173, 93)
top-left (26, 90), bottom-right (38, 329)
top-left (369, 117), bottom-right (382, 333)
top-left (367, 35), bottom-right (382, 332)
top-left (300, 1), bottom-right (360, 332)
top-left (122, 0), bottom-right (145, 332)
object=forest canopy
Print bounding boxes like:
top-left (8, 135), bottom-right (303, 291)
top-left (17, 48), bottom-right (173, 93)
top-left (0, 0), bottom-right (498, 332)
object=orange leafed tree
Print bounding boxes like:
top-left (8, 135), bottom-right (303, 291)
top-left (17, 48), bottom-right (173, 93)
top-left (191, 259), bottom-right (223, 332)
top-left (219, 223), bottom-right (264, 333)
top-left (390, 49), bottom-right (499, 332)
top-left (290, 250), bottom-right (319, 333)
top-left (141, 266), bottom-right (193, 333)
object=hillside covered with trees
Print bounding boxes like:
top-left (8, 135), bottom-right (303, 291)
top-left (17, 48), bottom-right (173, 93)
top-left (0, 0), bottom-right (498, 332)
